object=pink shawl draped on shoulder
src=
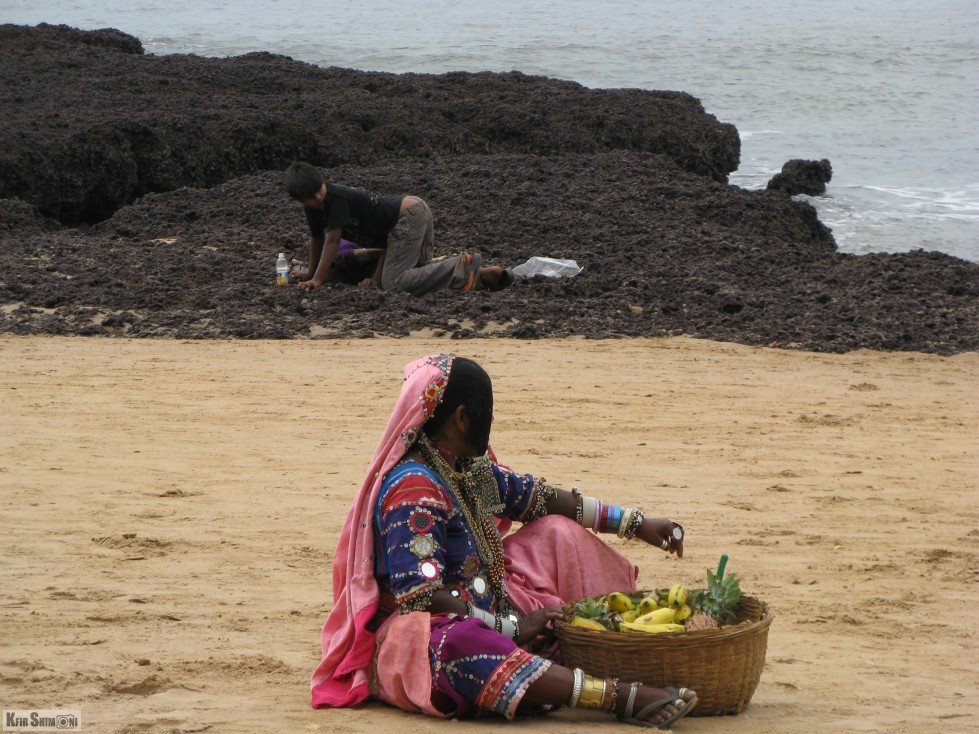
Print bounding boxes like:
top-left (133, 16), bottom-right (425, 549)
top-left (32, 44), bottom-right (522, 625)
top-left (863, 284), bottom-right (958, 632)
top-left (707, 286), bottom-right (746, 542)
top-left (310, 354), bottom-right (457, 708)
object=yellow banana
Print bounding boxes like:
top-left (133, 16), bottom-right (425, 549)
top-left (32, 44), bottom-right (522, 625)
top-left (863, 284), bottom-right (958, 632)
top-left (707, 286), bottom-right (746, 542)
top-left (571, 616), bottom-right (608, 631)
top-left (668, 583), bottom-right (688, 607)
top-left (604, 592), bottom-right (634, 613)
top-left (636, 607), bottom-right (675, 625)
top-left (620, 610), bottom-right (640, 623)
top-left (674, 604), bottom-right (692, 623)
top-left (620, 621), bottom-right (686, 634)
top-left (636, 596), bottom-right (660, 615)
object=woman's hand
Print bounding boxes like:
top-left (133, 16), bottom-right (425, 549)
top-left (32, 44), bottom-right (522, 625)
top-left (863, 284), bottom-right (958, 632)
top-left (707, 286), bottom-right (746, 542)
top-left (637, 517), bottom-right (685, 558)
top-left (516, 605), bottom-right (564, 645)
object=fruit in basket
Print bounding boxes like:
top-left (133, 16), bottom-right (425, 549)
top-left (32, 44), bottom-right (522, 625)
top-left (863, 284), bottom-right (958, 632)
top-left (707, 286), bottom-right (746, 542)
top-left (573, 596), bottom-right (607, 620)
top-left (636, 595), bottom-right (661, 615)
top-left (690, 554), bottom-right (743, 624)
top-left (685, 613), bottom-right (718, 631)
top-left (571, 616), bottom-right (608, 631)
top-left (620, 621), bottom-right (686, 634)
top-left (620, 610), bottom-right (641, 623)
top-left (604, 592), bottom-right (634, 613)
top-left (668, 583), bottom-right (688, 607)
top-left (635, 607), bottom-right (675, 625)
top-left (674, 603), bottom-right (693, 623)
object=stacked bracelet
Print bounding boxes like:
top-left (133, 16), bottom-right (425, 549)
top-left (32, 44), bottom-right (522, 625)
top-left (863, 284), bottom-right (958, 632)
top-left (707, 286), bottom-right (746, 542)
top-left (577, 674), bottom-right (607, 709)
top-left (623, 509), bottom-right (644, 540)
top-left (569, 668), bottom-right (584, 707)
top-left (466, 601), bottom-right (519, 641)
top-left (616, 507), bottom-right (634, 538)
top-left (615, 507), bottom-right (644, 539)
top-left (569, 491), bottom-right (643, 541)
top-left (527, 479), bottom-right (557, 521)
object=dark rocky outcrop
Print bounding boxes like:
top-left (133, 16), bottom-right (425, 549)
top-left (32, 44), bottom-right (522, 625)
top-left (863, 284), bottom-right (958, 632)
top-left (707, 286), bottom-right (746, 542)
top-left (2, 152), bottom-right (975, 353)
top-left (1, 24), bottom-right (975, 354)
top-left (767, 159), bottom-right (833, 196)
top-left (0, 24), bottom-right (739, 225)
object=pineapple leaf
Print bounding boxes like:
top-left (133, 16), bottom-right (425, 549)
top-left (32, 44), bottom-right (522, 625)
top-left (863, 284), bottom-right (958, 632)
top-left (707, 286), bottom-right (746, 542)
top-left (690, 556), bottom-right (743, 624)
top-left (574, 596), bottom-right (608, 619)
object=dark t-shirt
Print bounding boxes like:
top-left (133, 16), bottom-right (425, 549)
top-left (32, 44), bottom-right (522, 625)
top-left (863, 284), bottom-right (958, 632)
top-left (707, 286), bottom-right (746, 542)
top-left (304, 183), bottom-right (403, 248)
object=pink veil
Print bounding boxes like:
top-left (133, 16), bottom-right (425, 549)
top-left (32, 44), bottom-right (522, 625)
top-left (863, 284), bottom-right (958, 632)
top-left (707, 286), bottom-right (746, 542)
top-left (310, 354), bottom-right (457, 707)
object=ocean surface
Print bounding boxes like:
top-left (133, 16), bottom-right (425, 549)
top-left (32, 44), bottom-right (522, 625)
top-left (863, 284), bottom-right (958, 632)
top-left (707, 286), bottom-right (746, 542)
top-left (3, 0), bottom-right (977, 262)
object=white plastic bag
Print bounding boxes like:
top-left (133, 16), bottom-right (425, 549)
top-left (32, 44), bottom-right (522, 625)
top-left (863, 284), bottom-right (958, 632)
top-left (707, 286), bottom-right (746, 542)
top-left (511, 256), bottom-right (582, 278)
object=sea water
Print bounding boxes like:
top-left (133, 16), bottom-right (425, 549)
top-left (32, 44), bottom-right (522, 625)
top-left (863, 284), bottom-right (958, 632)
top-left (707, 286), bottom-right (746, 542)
top-left (2, 0), bottom-right (976, 262)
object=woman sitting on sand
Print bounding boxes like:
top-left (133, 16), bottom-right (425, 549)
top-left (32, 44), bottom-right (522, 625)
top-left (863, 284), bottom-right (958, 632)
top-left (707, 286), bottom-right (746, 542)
top-left (311, 354), bottom-right (698, 729)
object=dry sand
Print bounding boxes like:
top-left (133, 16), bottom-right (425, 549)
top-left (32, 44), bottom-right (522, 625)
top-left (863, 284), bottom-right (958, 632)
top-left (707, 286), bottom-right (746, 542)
top-left (1, 335), bottom-right (976, 734)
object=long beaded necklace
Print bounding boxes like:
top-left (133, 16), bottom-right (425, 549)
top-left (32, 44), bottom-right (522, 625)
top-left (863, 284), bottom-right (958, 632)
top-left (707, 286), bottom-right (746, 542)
top-left (416, 433), bottom-right (509, 610)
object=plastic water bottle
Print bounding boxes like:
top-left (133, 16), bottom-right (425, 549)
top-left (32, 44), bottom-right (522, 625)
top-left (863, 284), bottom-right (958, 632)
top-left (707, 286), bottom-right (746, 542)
top-left (275, 252), bottom-right (289, 286)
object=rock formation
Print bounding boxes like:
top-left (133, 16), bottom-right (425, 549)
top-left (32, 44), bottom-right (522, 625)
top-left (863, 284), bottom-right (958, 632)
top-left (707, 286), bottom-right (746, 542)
top-left (767, 159), bottom-right (833, 196)
top-left (1, 25), bottom-right (975, 354)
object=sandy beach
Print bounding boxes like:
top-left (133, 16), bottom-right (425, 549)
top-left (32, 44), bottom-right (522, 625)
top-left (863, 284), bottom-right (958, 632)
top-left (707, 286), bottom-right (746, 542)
top-left (1, 335), bottom-right (976, 733)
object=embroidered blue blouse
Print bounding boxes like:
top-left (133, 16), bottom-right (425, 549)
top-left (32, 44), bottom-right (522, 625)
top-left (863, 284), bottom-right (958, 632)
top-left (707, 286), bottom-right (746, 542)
top-left (373, 459), bottom-right (540, 614)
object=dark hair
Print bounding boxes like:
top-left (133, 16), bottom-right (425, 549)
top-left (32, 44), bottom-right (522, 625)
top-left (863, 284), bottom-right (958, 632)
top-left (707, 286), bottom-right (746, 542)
top-left (424, 357), bottom-right (493, 454)
top-left (285, 161), bottom-right (324, 201)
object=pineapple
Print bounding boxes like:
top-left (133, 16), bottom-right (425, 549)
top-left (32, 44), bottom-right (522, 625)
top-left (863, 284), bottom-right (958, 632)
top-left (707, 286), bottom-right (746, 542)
top-left (572, 596), bottom-right (618, 631)
top-left (685, 613), bottom-right (718, 631)
top-left (573, 596), bottom-right (608, 621)
top-left (690, 554), bottom-right (743, 625)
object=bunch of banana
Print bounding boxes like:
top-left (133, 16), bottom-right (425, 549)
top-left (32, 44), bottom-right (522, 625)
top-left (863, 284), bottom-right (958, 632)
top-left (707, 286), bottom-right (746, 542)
top-left (667, 583), bottom-right (694, 623)
top-left (568, 588), bottom-right (696, 634)
top-left (620, 606), bottom-right (685, 634)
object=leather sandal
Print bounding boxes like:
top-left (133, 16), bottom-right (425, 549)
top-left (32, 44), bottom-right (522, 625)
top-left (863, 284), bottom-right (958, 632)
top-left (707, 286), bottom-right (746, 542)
top-left (618, 683), bottom-right (698, 730)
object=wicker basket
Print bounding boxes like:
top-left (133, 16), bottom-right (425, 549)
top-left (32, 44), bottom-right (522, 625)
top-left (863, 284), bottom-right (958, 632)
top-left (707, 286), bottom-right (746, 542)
top-left (554, 595), bottom-right (772, 716)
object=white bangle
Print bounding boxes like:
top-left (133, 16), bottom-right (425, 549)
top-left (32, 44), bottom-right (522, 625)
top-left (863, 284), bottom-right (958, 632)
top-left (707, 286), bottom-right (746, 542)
top-left (582, 496), bottom-right (598, 528)
top-left (468, 604), bottom-right (496, 626)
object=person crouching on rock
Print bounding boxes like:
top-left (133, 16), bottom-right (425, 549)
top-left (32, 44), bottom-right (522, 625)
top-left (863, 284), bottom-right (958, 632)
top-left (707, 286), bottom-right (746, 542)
top-left (284, 161), bottom-right (513, 294)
